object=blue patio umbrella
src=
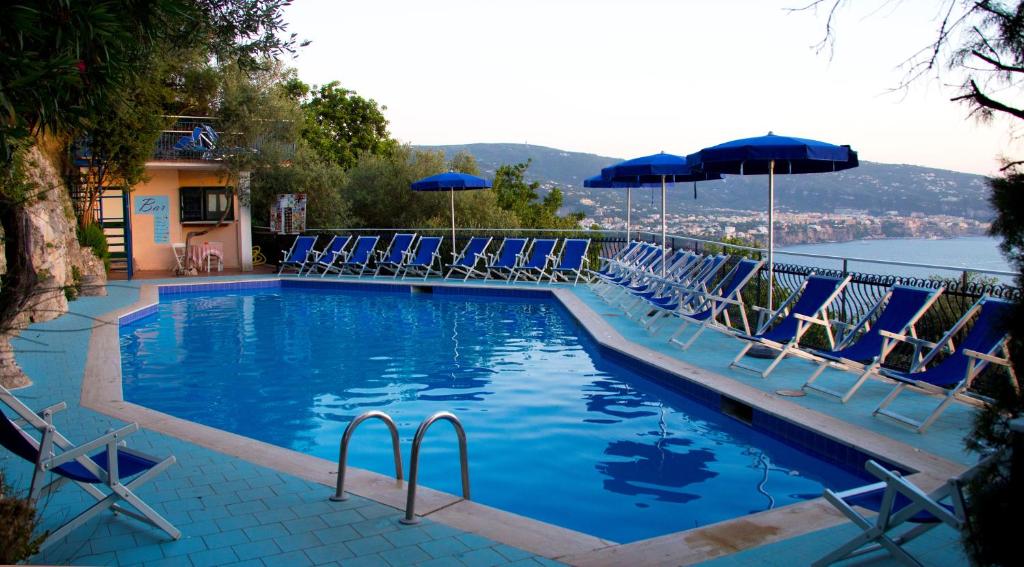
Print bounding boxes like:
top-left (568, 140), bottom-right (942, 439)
top-left (411, 172), bottom-right (492, 261)
top-left (583, 174), bottom-right (661, 243)
top-left (688, 132), bottom-right (859, 306)
top-left (601, 153), bottom-right (722, 275)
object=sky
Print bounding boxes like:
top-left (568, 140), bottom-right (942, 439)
top-left (283, 0), bottom-right (1022, 176)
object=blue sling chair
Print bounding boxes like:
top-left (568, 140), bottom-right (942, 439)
top-left (512, 238), bottom-right (559, 282)
top-left (594, 246), bottom-right (668, 302)
top-left (591, 241), bottom-right (641, 279)
top-left (336, 235), bottom-right (380, 276)
top-left (446, 236), bottom-right (492, 280)
top-left (591, 242), bottom-right (659, 292)
top-left (610, 250), bottom-right (699, 309)
top-left (374, 233), bottom-right (417, 277)
top-left (0, 385), bottom-right (179, 551)
top-left (549, 238), bottom-right (591, 284)
top-left (815, 454), bottom-right (994, 566)
top-left (277, 235), bottom-right (317, 274)
top-left (625, 254), bottom-right (728, 321)
top-left (730, 274), bottom-right (852, 379)
top-left (660, 258), bottom-right (765, 342)
top-left (399, 236), bottom-right (443, 280)
top-left (871, 295), bottom-right (1017, 433)
top-left (484, 238), bottom-right (529, 281)
top-left (302, 235), bottom-right (351, 276)
top-left (800, 285), bottom-right (944, 403)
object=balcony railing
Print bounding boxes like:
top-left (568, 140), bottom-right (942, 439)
top-left (151, 116), bottom-right (295, 162)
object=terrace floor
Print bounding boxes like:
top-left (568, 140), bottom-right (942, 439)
top-left (0, 273), bottom-right (978, 566)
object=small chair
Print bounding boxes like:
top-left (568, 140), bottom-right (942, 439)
top-left (399, 236), bottom-right (443, 279)
top-left (512, 238), bottom-right (558, 282)
top-left (814, 455), bottom-right (993, 566)
top-left (303, 235), bottom-right (351, 276)
top-left (374, 233), bottom-right (417, 276)
top-left (872, 296), bottom-right (1018, 433)
top-left (801, 285), bottom-right (944, 403)
top-left (446, 236), bottom-right (492, 280)
top-left (730, 274), bottom-right (852, 379)
top-left (549, 238), bottom-right (591, 284)
top-left (484, 238), bottom-right (528, 281)
top-left (278, 235), bottom-right (317, 275)
top-left (171, 243), bottom-right (186, 272)
top-left (0, 385), bottom-right (180, 551)
top-left (203, 249), bottom-right (224, 272)
top-left (336, 235), bottom-right (379, 276)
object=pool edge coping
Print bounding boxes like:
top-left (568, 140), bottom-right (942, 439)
top-left (83, 276), bottom-right (966, 566)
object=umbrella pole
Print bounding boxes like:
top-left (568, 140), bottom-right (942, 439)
top-left (661, 175), bottom-right (667, 277)
top-left (768, 160), bottom-right (775, 309)
top-left (450, 187), bottom-right (457, 263)
top-left (626, 188), bottom-right (632, 243)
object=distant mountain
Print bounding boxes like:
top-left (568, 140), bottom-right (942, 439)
top-left (416, 143), bottom-right (992, 221)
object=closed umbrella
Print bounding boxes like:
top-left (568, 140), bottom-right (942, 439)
top-left (411, 172), bottom-right (492, 262)
top-left (688, 132), bottom-right (858, 307)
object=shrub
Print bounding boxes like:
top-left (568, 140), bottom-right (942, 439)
top-left (0, 472), bottom-right (45, 563)
top-left (77, 222), bottom-right (109, 270)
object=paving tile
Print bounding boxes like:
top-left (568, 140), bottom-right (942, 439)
top-left (319, 509), bottom-right (362, 527)
top-left (492, 544), bottom-right (534, 562)
top-left (226, 499), bottom-right (269, 515)
top-left (159, 535), bottom-right (208, 558)
top-left (420, 537), bottom-right (472, 559)
top-left (89, 533), bottom-right (139, 555)
top-left (143, 556), bottom-right (193, 567)
top-left (379, 543), bottom-right (432, 566)
top-left (351, 516), bottom-right (398, 538)
top-left (303, 542), bottom-right (355, 565)
top-left (290, 500), bottom-right (337, 518)
top-left (345, 534), bottom-right (394, 557)
top-left (456, 533), bottom-right (494, 550)
top-left (203, 528), bottom-right (250, 550)
top-left (313, 524), bottom-right (360, 546)
top-left (232, 538), bottom-right (281, 561)
top-left (336, 555), bottom-right (392, 567)
top-left (243, 522), bottom-right (290, 542)
top-left (114, 544), bottom-right (165, 565)
top-left (254, 506), bottom-right (299, 525)
top-left (188, 545), bottom-right (240, 567)
top-left (262, 550), bottom-right (315, 567)
top-left (273, 531), bottom-right (323, 553)
top-left (458, 547), bottom-right (507, 567)
top-left (418, 558), bottom-right (467, 567)
top-left (382, 525), bottom-right (433, 548)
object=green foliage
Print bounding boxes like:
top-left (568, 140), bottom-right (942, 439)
top-left (301, 81), bottom-right (395, 170)
top-left (77, 223), bottom-right (110, 270)
top-left (250, 142), bottom-right (353, 229)
top-left (0, 472), bottom-right (44, 564)
top-left (705, 235), bottom-right (762, 260)
top-left (492, 160), bottom-right (583, 229)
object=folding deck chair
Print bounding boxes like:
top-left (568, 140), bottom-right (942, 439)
top-left (814, 455), bottom-right (994, 566)
top-left (800, 285), bottom-right (944, 403)
top-left (302, 235), bottom-right (351, 276)
top-left (484, 238), bottom-right (528, 281)
top-left (871, 295), bottom-right (1017, 433)
top-left (624, 254), bottom-right (727, 320)
top-left (662, 258), bottom-right (764, 344)
top-left (336, 235), bottom-right (379, 276)
top-left (730, 274), bottom-right (852, 379)
top-left (512, 238), bottom-right (558, 282)
top-left (549, 238), bottom-right (591, 284)
top-left (593, 245), bottom-right (667, 301)
top-left (374, 233), bottom-right (417, 276)
top-left (605, 249), bottom-right (697, 307)
top-left (593, 241), bottom-right (641, 276)
top-left (278, 235), bottom-right (317, 275)
top-left (446, 236), bottom-right (492, 280)
top-left (399, 236), bottom-right (443, 279)
top-left (0, 385), bottom-right (180, 551)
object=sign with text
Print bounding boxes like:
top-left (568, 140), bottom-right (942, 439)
top-left (134, 196), bottom-right (170, 243)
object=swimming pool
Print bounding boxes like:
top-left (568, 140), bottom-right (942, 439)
top-left (120, 282), bottom-right (872, 543)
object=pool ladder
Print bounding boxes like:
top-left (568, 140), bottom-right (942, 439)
top-left (330, 410), bottom-right (470, 525)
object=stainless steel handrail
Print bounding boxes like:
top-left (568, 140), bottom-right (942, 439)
top-left (400, 411), bottom-right (470, 525)
top-left (330, 410), bottom-right (403, 502)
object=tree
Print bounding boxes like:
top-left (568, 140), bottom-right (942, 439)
top-left (492, 160), bottom-right (584, 229)
top-left (301, 81), bottom-right (396, 169)
top-left (250, 142), bottom-right (353, 230)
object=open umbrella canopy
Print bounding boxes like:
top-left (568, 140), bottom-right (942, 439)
top-left (410, 172), bottom-right (492, 191)
top-left (688, 133), bottom-right (858, 175)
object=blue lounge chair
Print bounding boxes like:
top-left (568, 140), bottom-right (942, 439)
top-left (303, 235), bottom-right (351, 276)
top-left (593, 245), bottom-right (665, 300)
top-left (446, 236), bottom-right (492, 280)
top-left (484, 238), bottom-right (528, 281)
top-left (605, 249), bottom-right (697, 307)
top-left (549, 238), bottom-right (591, 284)
top-left (337, 235), bottom-right (379, 276)
top-left (730, 274), bottom-right (852, 378)
top-left (661, 258), bottom-right (764, 342)
top-left (375, 233), bottom-right (417, 276)
top-left (872, 296), bottom-right (1017, 433)
top-left (0, 385), bottom-right (180, 551)
top-left (590, 241), bottom-right (643, 281)
top-left (622, 254), bottom-right (726, 319)
top-left (400, 236), bottom-right (443, 280)
top-left (801, 285), bottom-right (943, 403)
top-left (512, 238), bottom-right (558, 282)
top-left (278, 235), bottom-right (317, 275)
top-left (815, 455), bottom-right (991, 566)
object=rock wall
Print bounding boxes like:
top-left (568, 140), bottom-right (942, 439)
top-left (0, 145), bottom-right (107, 388)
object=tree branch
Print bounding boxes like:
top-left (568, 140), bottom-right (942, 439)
top-left (971, 49), bottom-right (1024, 74)
top-left (952, 79), bottom-right (1024, 121)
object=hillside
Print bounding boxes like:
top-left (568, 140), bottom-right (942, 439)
top-left (417, 143), bottom-right (992, 221)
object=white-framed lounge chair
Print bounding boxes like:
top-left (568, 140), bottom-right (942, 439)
top-left (278, 235), bottom-right (317, 275)
top-left (663, 258), bottom-right (764, 343)
top-left (399, 236), bottom-right (443, 280)
top-left (814, 455), bottom-right (994, 566)
top-left (303, 235), bottom-right (351, 276)
top-left (594, 246), bottom-right (669, 302)
top-left (589, 241), bottom-right (643, 283)
top-left (549, 238), bottom-right (591, 284)
top-left (171, 243), bottom-right (186, 272)
top-left (730, 274), bottom-right (852, 379)
top-left (336, 235), bottom-right (379, 276)
top-left (607, 249), bottom-right (698, 308)
top-left (801, 285), bottom-right (944, 403)
top-left (512, 238), bottom-right (559, 282)
top-left (484, 237), bottom-right (528, 281)
top-left (0, 385), bottom-right (180, 551)
top-left (446, 236), bottom-right (492, 280)
top-left (374, 233), bottom-right (417, 276)
top-left (871, 295), bottom-right (1018, 433)
top-left (624, 254), bottom-right (727, 320)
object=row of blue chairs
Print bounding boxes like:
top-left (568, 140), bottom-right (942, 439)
top-left (277, 234), bottom-right (593, 284)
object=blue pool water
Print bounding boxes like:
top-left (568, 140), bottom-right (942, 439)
top-left (121, 285), bottom-right (870, 543)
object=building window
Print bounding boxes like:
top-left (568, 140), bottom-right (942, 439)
top-left (180, 187), bottom-right (235, 224)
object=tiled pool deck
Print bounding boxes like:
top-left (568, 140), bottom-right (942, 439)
top-left (0, 274), bottom-right (978, 566)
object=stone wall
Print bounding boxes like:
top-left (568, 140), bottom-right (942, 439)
top-left (0, 145), bottom-right (107, 388)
